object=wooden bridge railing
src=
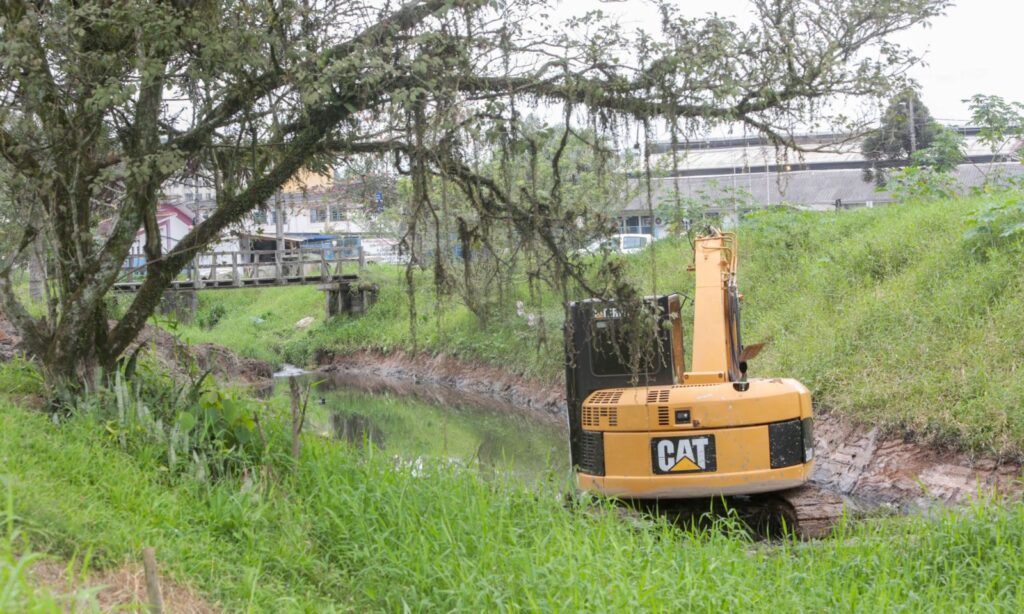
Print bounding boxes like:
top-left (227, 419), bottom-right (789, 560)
top-left (117, 246), bottom-right (365, 290)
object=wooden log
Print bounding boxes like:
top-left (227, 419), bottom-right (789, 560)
top-left (142, 547), bottom-right (164, 614)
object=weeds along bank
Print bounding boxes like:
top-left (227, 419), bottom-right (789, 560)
top-left (179, 191), bottom-right (1024, 457)
top-left (3, 189), bottom-right (1024, 608)
top-left (4, 376), bottom-right (1024, 610)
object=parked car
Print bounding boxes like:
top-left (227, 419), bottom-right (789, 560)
top-left (579, 233), bottom-right (654, 255)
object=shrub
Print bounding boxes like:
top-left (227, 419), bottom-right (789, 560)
top-left (196, 303), bottom-right (228, 330)
top-left (963, 195), bottom-right (1024, 258)
top-left (76, 357), bottom-right (274, 481)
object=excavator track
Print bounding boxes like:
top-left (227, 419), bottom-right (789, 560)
top-left (608, 483), bottom-right (847, 540)
top-left (743, 484), bottom-right (847, 539)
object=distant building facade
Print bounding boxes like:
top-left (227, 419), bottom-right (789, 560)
top-left (620, 128), bottom-right (1024, 236)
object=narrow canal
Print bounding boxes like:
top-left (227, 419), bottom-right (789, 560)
top-left (270, 366), bottom-right (570, 481)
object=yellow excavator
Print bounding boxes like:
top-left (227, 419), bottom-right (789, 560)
top-left (565, 230), bottom-right (841, 537)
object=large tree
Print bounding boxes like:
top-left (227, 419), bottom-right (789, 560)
top-left (0, 0), bottom-right (948, 397)
top-left (861, 88), bottom-right (939, 184)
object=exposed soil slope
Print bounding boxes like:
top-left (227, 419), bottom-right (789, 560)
top-left (133, 323), bottom-right (274, 383)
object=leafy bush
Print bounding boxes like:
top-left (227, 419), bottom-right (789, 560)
top-left (196, 304), bottom-right (228, 330)
top-left (885, 165), bottom-right (959, 201)
top-left (963, 196), bottom-right (1024, 257)
top-left (77, 358), bottom-right (272, 481)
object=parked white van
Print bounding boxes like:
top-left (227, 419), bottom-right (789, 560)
top-left (579, 233), bottom-right (654, 255)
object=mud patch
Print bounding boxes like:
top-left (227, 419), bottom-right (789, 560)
top-left (813, 412), bottom-right (1023, 510)
top-left (323, 351), bottom-right (1024, 510)
top-left (31, 559), bottom-right (218, 613)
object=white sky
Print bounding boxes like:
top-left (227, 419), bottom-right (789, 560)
top-left (551, 0), bottom-right (1024, 124)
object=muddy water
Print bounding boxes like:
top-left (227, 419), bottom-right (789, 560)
top-left (271, 367), bottom-right (570, 481)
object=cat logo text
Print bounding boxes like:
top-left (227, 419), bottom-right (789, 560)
top-left (651, 435), bottom-right (717, 474)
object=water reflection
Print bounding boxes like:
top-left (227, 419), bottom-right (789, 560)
top-left (330, 411), bottom-right (386, 448)
top-left (271, 368), bottom-right (569, 481)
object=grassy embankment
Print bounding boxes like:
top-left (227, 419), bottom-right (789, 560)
top-left (3, 379), bottom-right (1024, 610)
top-left (181, 191), bottom-right (1024, 457)
top-left (3, 192), bottom-right (1024, 610)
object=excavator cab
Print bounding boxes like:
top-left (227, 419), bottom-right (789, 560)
top-left (565, 231), bottom-right (815, 500)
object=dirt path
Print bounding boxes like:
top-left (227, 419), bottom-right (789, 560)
top-left (30, 559), bottom-right (218, 613)
top-left (325, 351), bottom-right (1023, 511)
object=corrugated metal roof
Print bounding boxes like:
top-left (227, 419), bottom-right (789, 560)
top-left (624, 162), bottom-right (1024, 211)
top-left (648, 134), bottom-right (1013, 173)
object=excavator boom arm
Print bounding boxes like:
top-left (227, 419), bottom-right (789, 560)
top-left (688, 231), bottom-right (740, 384)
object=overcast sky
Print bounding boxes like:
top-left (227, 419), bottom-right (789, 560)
top-left (552, 0), bottom-right (1024, 124)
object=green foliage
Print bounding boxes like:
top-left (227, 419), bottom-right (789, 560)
top-left (966, 94), bottom-right (1024, 156)
top-left (71, 357), bottom-right (272, 480)
top-left (1, 490), bottom-right (64, 612)
top-left (4, 399), bottom-right (1024, 610)
top-left (877, 124), bottom-right (965, 201)
top-left (740, 193), bottom-right (1024, 456)
top-left (911, 124), bottom-right (966, 172)
top-left (195, 303), bottom-right (227, 330)
top-left (862, 89), bottom-right (938, 167)
top-left (0, 357), bottom-right (44, 397)
top-left (884, 164), bottom-right (959, 201)
top-left (963, 195), bottom-right (1024, 257)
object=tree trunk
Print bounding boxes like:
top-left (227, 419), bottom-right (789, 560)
top-left (28, 235), bottom-right (46, 302)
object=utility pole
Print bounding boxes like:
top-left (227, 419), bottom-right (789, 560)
top-left (275, 192), bottom-right (284, 280)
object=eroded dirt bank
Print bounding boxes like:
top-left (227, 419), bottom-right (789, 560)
top-left (324, 350), bottom-right (1023, 510)
top-left (133, 324), bottom-right (273, 384)
top-left (0, 311), bottom-right (273, 385)
top-left (320, 350), bottom-right (565, 423)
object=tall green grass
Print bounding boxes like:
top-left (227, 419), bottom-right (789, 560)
top-left (181, 192), bottom-right (1024, 456)
top-left (3, 396), bottom-right (1024, 611)
top-left (1, 478), bottom-right (86, 613)
top-left (737, 195), bottom-right (1024, 456)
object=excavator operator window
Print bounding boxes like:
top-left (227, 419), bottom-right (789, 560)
top-left (589, 318), bottom-right (661, 377)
